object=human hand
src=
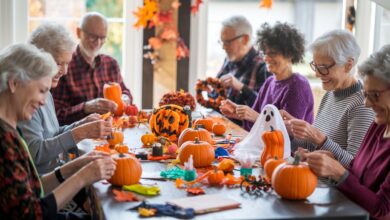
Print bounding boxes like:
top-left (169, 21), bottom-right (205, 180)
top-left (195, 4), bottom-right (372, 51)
top-left (80, 157), bottom-right (117, 185)
top-left (84, 98), bottom-right (118, 114)
top-left (67, 151), bottom-right (111, 176)
top-left (235, 105), bottom-right (259, 122)
top-left (295, 147), bottom-right (309, 161)
top-left (219, 74), bottom-right (244, 91)
top-left (305, 152), bottom-right (345, 181)
top-left (220, 99), bottom-right (239, 119)
top-left (289, 119), bottom-right (326, 146)
top-left (71, 119), bottom-right (112, 143)
top-left (279, 110), bottom-right (295, 135)
top-left (75, 113), bottom-right (101, 126)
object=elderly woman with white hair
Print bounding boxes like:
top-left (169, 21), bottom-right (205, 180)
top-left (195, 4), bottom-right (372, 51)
top-left (303, 45), bottom-right (390, 219)
top-left (281, 29), bottom-right (374, 167)
top-left (0, 44), bottom-right (116, 219)
top-left (18, 23), bottom-right (113, 175)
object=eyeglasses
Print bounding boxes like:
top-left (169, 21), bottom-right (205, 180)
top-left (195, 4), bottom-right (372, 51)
top-left (310, 61), bottom-right (336, 75)
top-left (57, 62), bottom-right (69, 69)
top-left (82, 29), bottom-right (106, 42)
top-left (362, 88), bottom-right (390, 102)
top-left (218, 34), bottom-right (244, 46)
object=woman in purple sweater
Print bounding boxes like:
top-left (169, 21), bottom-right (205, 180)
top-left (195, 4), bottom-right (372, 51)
top-left (304, 45), bottom-right (390, 219)
top-left (220, 22), bottom-right (314, 131)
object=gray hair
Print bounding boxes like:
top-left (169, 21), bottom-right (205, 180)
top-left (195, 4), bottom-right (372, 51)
top-left (222, 15), bottom-right (253, 41)
top-left (29, 22), bottom-right (76, 58)
top-left (309, 29), bottom-right (360, 67)
top-left (79, 12), bottom-right (108, 30)
top-left (358, 44), bottom-right (390, 85)
top-left (0, 44), bottom-right (58, 93)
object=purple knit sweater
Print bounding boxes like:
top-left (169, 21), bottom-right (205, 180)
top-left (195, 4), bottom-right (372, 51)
top-left (243, 73), bottom-right (314, 131)
top-left (338, 122), bottom-right (390, 219)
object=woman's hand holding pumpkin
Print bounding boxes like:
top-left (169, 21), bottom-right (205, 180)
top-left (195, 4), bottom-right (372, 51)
top-left (71, 119), bottom-right (112, 143)
top-left (305, 151), bottom-right (346, 182)
top-left (235, 105), bottom-right (259, 122)
top-left (79, 156), bottom-right (117, 186)
top-left (84, 98), bottom-right (118, 114)
top-left (289, 119), bottom-right (327, 146)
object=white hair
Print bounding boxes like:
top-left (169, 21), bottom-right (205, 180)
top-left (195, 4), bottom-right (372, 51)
top-left (309, 29), bottom-right (360, 68)
top-left (222, 15), bottom-right (253, 41)
top-left (0, 44), bottom-right (58, 93)
top-left (358, 44), bottom-right (390, 85)
top-left (29, 22), bottom-right (76, 58)
top-left (79, 12), bottom-right (108, 30)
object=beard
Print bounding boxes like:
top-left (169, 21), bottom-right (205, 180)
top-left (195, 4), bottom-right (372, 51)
top-left (80, 44), bottom-right (100, 60)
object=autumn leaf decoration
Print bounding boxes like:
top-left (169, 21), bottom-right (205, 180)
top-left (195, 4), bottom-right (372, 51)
top-left (191, 0), bottom-right (203, 15)
top-left (259, 0), bottom-right (273, 9)
top-left (133, 0), bottom-right (159, 29)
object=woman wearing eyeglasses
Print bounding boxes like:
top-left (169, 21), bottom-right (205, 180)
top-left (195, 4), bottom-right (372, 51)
top-left (220, 22), bottom-right (314, 131)
top-left (302, 45), bottom-right (390, 219)
top-left (281, 29), bottom-right (374, 168)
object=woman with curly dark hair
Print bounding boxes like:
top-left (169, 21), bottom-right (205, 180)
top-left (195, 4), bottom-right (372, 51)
top-left (220, 22), bottom-right (314, 131)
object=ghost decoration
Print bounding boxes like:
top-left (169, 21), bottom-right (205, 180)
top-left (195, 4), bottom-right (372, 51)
top-left (233, 104), bottom-right (291, 161)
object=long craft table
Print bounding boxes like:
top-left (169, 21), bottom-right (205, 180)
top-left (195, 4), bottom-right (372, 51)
top-left (78, 112), bottom-right (369, 220)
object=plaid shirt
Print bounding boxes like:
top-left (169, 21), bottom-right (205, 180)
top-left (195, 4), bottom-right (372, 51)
top-left (51, 46), bottom-right (132, 125)
top-left (217, 47), bottom-right (270, 107)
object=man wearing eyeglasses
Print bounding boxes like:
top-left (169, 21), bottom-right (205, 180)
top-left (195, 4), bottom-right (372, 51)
top-left (52, 12), bottom-right (132, 125)
top-left (216, 16), bottom-right (270, 125)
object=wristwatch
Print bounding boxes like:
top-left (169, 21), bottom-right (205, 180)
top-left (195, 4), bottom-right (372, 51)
top-left (54, 167), bottom-right (65, 183)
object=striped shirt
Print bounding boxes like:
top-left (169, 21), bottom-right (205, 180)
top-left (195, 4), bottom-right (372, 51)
top-left (292, 81), bottom-right (374, 167)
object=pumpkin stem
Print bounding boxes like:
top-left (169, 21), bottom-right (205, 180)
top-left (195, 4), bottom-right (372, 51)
top-left (270, 126), bottom-right (274, 131)
top-left (194, 137), bottom-right (200, 144)
top-left (119, 153), bottom-right (126, 158)
top-left (293, 154), bottom-right (300, 165)
top-left (274, 156), bottom-right (278, 160)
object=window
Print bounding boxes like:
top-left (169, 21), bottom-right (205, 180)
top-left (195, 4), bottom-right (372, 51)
top-left (28, 0), bottom-right (124, 67)
top-left (374, 4), bottom-right (390, 51)
top-left (205, 0), bottom-right (343, 80)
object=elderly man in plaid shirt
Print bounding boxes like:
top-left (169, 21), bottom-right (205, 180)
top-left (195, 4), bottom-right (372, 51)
top-left (216, 16), bottom-right (270, 125)
top-left (52, 12), bottom-right (132, 125)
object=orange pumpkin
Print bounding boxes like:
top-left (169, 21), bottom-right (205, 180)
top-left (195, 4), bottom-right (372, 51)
top-left (264, 156), bottom-right (285, 180)
top-left (207, 168), bottom-right (225, 185)
top-left (179, 138), bottom-right (215, 168)
top-left (193, 118), bottom-right (214, 132)
top-left (103, 82), bottom-right (124, 116)
top-left (260, 126), bottom-right (284, 167)
top-left (124, 104), bottom-right (138, 116)
top-left (114, 144), bottom-right (129, 154)
top-left (141, 132), bottom-right (156, 145)
top-left (177, 126), bottom-right (213, 148)
top-left (217, 158), bottom-right (235, 172)
top-left (108, 153), bottom-right (142, 186)
top-left (272, 155), bottom-right (318, 200)
top-left (107, 129), bottom-right (124, 147)
top-left (212, 123), bottom-right (226, 136)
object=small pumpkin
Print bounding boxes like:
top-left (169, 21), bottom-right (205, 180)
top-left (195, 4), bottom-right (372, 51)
top-left (114, 144), bottom-right (129, 154)
top-left (124, 104), bottom-right (138, 116)
top-left (193, 117), bottom-right (214, 132)
top-left (103, 82), bottom-right (124, 116)
top-left (108, 153), bottom-right (142, 186)
top-left (207, 168), bottom-right (225, 185)
top-left (264, 156), bottom-right (285, 180)
top-left (178, 126), bottom-right (213, 148)
top-left (260, 126), bottom-right (284, 167)
top-left (107, 129), bottom-right (124, 147)
top-left (212, 123), bottom-right (226, 136)
top-left (179, 138), bottom-right (215, 168)
top-left (141, 132), bottom-right (156, 145)
top-left (217, 158), bottom-right (235, 172)
top-left (272, 155), bottom-right (318, 200)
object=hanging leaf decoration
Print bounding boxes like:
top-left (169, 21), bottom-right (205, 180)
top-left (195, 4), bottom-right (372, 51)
top-left (133, 0), bottom-right (159, 29)
top-left (259, 0), bottom-right (273, 9)
top-left (191, 0), bottom-right (203, 15)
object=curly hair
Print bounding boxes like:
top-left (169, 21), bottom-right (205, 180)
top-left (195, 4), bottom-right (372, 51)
top-left (256, 22), bottom-right (305, 64)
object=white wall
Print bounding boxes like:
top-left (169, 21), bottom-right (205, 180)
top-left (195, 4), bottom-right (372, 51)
top-left (0, 0), bottom-right (28, 50)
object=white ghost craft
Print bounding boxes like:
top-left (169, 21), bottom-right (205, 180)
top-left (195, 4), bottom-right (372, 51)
top-left (233, 104), bottom-right (291, 161)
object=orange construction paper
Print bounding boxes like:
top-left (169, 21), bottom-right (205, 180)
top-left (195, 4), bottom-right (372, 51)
top-left (113, 189), bottom-right (139, 202)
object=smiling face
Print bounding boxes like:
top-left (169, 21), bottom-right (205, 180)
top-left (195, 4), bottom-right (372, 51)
top-left (12, 76), bottom-right (52, 121)
top-left (312, 52), bottom-right (353, 91)
top-left (363, 75), bottom-right (390, 126)
top-left (77, 16), bottom-right (107, 59)
top-left (51, 51), bottom-right (72, 88)
top-left (263, 48), bottom-right (292, 77)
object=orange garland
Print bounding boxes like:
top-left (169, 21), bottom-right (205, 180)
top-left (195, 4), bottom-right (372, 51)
top-left (195, 77), bottom-right (226, 110)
